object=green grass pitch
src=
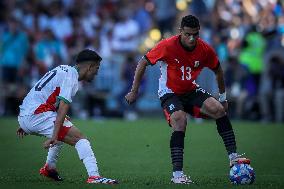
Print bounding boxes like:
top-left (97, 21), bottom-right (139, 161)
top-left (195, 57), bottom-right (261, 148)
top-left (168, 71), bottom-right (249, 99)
top-left (0, 117), bottom-right (283, 189)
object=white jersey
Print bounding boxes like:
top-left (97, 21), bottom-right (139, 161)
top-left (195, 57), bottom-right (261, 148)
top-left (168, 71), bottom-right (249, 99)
top-left (19, 65), bottom-right (79, 116)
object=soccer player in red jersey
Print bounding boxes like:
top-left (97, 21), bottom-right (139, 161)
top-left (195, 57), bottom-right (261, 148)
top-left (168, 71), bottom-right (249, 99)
top-left (17, 49), bottom-right (118, 184)
top-left (125, 15), bottom-right (250, 184)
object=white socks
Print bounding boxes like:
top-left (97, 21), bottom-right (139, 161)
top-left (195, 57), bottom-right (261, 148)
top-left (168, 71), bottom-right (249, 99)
top-left (229, 153), bottom-right (238, 161)
top-left (46, 141), bottom-right (63, 169)
top-left (75, 139), bottom-right (99, 177)
top-left (173, 171), bottom-right (184, 178)
top-left (46, 139), bottom-right (100, 177)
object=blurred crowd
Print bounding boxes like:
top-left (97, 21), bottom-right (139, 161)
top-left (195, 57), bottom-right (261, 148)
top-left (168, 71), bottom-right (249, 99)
top-left (0, 0), bottom-right (283, 123)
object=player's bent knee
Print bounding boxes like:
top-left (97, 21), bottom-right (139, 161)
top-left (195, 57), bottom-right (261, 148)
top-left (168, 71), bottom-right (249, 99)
top-left (73, 135), bottom-right (86, 145)
top-left (171, 111), bottom-right (187, 123)
top-left (170, 111), bottom-right (187, 130)
top-left (203, 100), bottom-right (218, 115)
top-left (212, 101), bottom-right (226, 119)
top-left (66, 136), bottom-right (86, 146)
top-left (63, 126), bottom-right (86, 146)
top-left (216, 106), bottom-right (226, 118)
top-left (202, 97), bottom-right (226, 119)
top-left (209, 105), bottom-right (226, 119)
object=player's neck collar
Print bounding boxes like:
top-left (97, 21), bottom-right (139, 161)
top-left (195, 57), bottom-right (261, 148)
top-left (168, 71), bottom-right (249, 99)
top-left (73, 65), bottom-right (80, 74)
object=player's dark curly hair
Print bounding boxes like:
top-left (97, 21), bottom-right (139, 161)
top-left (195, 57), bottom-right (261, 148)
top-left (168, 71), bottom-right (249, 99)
top-left (76, 49), bottom-right (102, 64)
top-left (180, 15), bottom-right (200, 29)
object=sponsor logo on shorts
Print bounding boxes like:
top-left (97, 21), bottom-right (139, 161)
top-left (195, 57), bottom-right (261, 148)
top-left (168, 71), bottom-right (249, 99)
top-left (169, 104), bottom-right (175, 111)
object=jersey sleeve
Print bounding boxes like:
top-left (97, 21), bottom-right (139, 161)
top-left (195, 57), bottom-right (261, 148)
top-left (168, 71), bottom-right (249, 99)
top-left (204, 44), bottom-right (219, 70)
top-left (58, 71), bottom-right (78, 104)
top-left (144, 39), bottom-right (167, 65)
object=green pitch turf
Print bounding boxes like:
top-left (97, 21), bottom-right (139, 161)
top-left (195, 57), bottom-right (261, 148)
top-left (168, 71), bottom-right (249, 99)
top-left (0, 117), bottom-right (283, 189)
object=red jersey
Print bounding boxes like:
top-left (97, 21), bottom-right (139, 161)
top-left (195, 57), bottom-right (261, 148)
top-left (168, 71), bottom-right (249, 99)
top-left (145, 35), bottom-right (219, 97)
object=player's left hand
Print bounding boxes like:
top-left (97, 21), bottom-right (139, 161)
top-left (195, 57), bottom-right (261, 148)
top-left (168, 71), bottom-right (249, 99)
top-left (125, 91), bottom-right (138, 105)
top-left (16, 127), bottom-right (27, 138)
top-left (43, 138), bottom-right (59, 149)
top-left (221, 100), bottom-right (228, 112)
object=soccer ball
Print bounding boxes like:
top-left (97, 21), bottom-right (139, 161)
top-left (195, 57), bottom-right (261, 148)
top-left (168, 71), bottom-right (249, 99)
top-left (229, 163), bottom-right (255, 185)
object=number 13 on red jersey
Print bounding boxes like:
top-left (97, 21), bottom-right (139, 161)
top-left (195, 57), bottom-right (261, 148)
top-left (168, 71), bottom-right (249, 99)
top-left (180, 66), bottom-right (192, 80)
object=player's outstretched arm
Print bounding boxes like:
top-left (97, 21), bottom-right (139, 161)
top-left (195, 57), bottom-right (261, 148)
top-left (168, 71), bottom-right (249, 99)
top-left (125, 57), bottom-right (148, 104)
top-left (44, 100), bottom-right (70, 149)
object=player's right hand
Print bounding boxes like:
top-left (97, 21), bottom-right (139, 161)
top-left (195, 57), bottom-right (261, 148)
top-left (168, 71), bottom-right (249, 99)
top-left (43, 138), bottom-right (59, 149)
top-left (16, 127), bottom-right (27, 138)
top-left (125, 91), bottom-right (138, 105)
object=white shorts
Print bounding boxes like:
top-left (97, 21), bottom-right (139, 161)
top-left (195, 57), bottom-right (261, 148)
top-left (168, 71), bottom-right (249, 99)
top-left (18, 111), bottom-right (73, 140)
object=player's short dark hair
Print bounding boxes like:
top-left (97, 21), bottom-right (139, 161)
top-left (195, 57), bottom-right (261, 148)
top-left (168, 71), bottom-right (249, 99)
top-left (75, 49), bottom-right (102, 64)
top-left (181, 15), bottom-right (200, 29)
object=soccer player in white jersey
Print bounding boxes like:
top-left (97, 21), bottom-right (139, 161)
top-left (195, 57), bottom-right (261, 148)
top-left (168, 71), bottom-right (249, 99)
top-left (17, 49), bottom-right (118, 184)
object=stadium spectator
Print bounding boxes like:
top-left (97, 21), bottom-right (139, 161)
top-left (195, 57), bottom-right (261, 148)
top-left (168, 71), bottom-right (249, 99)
top-left (259, 28), bottom-right (283, 123)
top-left (0, 16), bottom-right (29, 115)
top-left (48, 1), bottom-right (73, 41)
top-left (17, 49), bottom-right (118, 184)
top-left (33, 29), bottom-right (68, 77)
top-left (119, 53), bottom-right (145, 120)
top-left (125, 15), bottom-right (251, 184)
top-left (132, 0), bottom-right (153, 34)
top-left (112, 8), bottom-right (139, 53)
top-left (268, 51), bottom-right (284, 122)
top-left (0, 0), bottom-right (283, 123)
top-left (154, 0), bottom-right (177, 36)
top-left (238, 26), bottom-right (266, 119)
top-left (224, 56), bottom-right (249, 119)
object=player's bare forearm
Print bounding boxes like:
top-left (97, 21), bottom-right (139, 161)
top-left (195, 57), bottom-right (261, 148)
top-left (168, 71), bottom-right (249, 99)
top-left (125, 58), bottom-right (148, 104)
top-left (53, 101), bottom-right (70, 139)
top-left (130, 57), bottom-right (148, 93)
top-left (214, 65), bottom-right (226, 94)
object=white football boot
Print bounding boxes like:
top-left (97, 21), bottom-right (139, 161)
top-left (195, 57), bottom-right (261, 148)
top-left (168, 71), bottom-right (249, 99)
top-left (87, 176), bottom-right (118, 184)
top-left (171, 172), bottom-right (194, 184)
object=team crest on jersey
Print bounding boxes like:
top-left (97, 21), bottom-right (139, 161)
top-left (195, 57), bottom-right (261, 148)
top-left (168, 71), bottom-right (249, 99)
top-left (194, 61), bottom-right (200, 68)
